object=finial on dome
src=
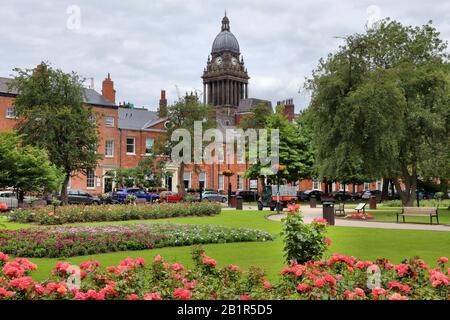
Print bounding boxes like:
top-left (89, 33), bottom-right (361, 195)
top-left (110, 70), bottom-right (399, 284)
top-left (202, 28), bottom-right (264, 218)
top-left (221, 12), bottom-right (230, 31)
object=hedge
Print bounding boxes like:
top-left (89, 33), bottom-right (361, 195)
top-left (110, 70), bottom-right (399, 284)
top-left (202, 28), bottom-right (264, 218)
top-left (7, 202), bottom-right (222, 225)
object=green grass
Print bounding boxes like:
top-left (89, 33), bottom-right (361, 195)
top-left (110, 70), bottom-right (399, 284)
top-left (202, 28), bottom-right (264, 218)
top-left (363, 208), bottom-right (450, 225)
top-left (1, 211), bottom-right (450, 282)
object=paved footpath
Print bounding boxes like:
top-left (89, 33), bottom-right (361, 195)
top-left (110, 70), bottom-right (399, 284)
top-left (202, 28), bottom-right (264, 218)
top-left (225, 205), bottom-right (450, 232)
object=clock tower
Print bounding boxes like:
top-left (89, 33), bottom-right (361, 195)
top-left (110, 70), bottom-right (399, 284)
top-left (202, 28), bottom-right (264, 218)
top-left (202, 14), bottom-right (249, 126)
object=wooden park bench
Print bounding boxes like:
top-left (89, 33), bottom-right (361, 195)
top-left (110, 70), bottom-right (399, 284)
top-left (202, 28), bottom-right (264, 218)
top-left (397, 207), bottom-right (439, 225)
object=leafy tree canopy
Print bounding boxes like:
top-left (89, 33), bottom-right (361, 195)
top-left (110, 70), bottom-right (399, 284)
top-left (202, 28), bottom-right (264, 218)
top-left (10, 62), bottom-right (101, 204)
top-left (0, 132), bottom-right (62, 203)
top-left (306, 19), bottom-right (450, 205)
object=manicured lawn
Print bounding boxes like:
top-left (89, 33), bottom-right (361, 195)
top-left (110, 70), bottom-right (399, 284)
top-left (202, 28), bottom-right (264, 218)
top-left (1, 210), bottom-right (450, 282)
top-left (364, 208), bottom-right (450, 225)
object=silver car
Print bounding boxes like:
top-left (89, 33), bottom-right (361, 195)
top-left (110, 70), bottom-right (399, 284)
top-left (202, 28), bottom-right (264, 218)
top-left (202, 191), bottom-right (228, 203)
top-left (0, 191), bottom-right (38, 209)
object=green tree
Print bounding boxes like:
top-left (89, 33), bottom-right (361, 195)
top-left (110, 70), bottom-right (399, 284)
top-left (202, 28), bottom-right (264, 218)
top-left (306, 19), bottom-right (450, 206)
top-left (164, 95), bottom-right (214, 196)
top-left (108, 156), bottom-right (164, 190)
top-left (238, 102), bottom-right (272, 130)
top-left (0, 132), bottom-right (62, 204)
top-left (10, 63), bottom-right (101, 204)
top-left (245, 105), bottom-right (315, 184)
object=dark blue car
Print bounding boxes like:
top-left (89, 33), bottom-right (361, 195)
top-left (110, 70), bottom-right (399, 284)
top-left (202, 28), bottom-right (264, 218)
top-left (112, 188), bottom-right (160, 203)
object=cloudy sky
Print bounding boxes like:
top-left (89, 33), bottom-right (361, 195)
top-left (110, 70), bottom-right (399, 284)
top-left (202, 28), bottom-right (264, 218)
top-left (0, 0), bottom-right (449, 111)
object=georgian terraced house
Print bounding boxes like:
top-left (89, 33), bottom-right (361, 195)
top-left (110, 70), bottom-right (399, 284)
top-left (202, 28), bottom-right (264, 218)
top-left (0, 15), bottom-right (381, 195)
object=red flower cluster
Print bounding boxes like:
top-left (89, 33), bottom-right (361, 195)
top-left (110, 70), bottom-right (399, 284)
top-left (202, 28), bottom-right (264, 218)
top-left (202, 254), bottom-right (217, 268)
top-left (312, 218), bottom-right (328, 225)
top-left (2, 258), bottom-right (37, 278)
top-left (0, 251), bottom-right (448, 300)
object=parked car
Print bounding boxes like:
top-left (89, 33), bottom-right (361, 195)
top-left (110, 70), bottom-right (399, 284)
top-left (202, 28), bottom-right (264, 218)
top-left (48, 190), bottom-right (102, 205)
top-left (202, 191), bottom-right (228, 203)
top-left (298, 190), bottom-right (324, 201)
top-left (236, 190), bottom-right (259, 202)
top-left (160, 191), bottom-right (183, 203)
top-left (112, 188), bottom-right (160, 203)
top-left (0, 191), bottom-right (36, 209)
top-left (330, 191), bottom-right (354, 202)
top-left (361, 190), bottom-right (382, 202)
top-left (0, 191), bottom-right (18, 209)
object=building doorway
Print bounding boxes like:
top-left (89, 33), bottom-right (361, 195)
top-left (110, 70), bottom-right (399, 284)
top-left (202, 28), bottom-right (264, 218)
top-left (104, 177), bottom-right (113, 193)
top-left (166, 176), bottom-right (173, 191)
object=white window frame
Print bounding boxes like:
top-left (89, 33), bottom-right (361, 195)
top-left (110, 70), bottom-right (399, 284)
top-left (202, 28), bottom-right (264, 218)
top-left (218, 147), bottom-right (225, 164)
top-left (183, 172), bottom-right (192, 190)
top-left (237, 174), bottom-right (244, 191)
top-left (145, 138), bottom-right (154, 155)
top-left (126, 137), bottom-right (135, 155)
top-left (199, 172), bottom-right (207, 189)
top-left (87, 170), bottom-right (95, 189)
top-left (5, 107), bottom-right (15, 119)
top-left (218, 174), bottom-right (224, 191)
top-left (313, 179), bottom-right (320, 190)
top-left (377, 181), bottom-right (382, 191)
top-left (105, 116), bottom-right (115, 127)
top-left (364, 183), bottom-right (370, 191)
top-left (105, 140), bottom-right (114, 158)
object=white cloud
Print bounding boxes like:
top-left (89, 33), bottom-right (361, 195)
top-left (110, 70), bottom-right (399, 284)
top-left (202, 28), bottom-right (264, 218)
top-left (0, 0), bottom-right (448, 112)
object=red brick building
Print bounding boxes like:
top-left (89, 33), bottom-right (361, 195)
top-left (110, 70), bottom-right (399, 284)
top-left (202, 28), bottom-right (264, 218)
top-left (0, 14), bottom-right (382, 196)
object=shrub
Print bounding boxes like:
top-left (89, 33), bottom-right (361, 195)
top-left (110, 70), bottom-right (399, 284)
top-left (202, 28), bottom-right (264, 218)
top-left (0, 224), bottom-right (272, 258)
top-left (7, 202), bottom-right (222, 225)
top-left (0, 249), bottom-right (448, 300)
top-left (281, 206), bottom-right (329, 264)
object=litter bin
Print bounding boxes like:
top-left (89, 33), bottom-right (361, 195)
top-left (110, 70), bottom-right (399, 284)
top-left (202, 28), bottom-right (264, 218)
top-left (236, 196), bottom-right (243, 210)
top-left (310, 195), bottom-right (317, 208)
top-left (322, 202), bottom-right (335, 226)
top-left (229, 195), bottom-right (237, 208)
top-left (370, 196), bottom-right (377, 210)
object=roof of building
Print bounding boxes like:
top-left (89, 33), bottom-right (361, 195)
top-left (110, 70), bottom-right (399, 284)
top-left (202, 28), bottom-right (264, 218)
top-left (212, 15), bottom-right (240, 54)
top-left (118, 107), bottom-right (163, 130)
top-left (237, 98), bottom-right (273, 114)
top-left (0, 77), bottom-right (17, 95)
top-left (0, 77), bottom-right (116, 107)
top-left (83, 88), bottom-right (116, 107)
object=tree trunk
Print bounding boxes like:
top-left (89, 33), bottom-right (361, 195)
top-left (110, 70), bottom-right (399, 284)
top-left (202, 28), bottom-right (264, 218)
top-left (393, 177), bottom-right (417, 207)
top-left (440, 177), bottom-right (449, 199)
top-left (381, 178), bottom-right (390, 201)
top-left (17, 189), bottom-right (25, 207)
top-left (60, 173), bottom-right (70, 205)
top-left (177, 163), bottom-right (185, 197)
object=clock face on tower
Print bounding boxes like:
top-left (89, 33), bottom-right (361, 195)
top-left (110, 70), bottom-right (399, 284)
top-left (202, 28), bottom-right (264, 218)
top-left (232, 58), bottom-right (238, 66)
top-left (215, 57), bottom-right (223, 65)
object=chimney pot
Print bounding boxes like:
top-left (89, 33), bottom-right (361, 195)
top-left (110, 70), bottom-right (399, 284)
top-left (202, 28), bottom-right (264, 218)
top-left (102, 73), bottom-right (116, 104)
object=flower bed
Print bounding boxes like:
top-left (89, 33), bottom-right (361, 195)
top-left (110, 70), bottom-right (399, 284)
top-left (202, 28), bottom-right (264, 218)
top-left (346, 213), bottom-right (375, 220)
top-left (0, 224), bottom-right (272, 258)
top-left (0, 248), bottom-right (448, 300)
top-left (7, 202), bottom-right (222, 225)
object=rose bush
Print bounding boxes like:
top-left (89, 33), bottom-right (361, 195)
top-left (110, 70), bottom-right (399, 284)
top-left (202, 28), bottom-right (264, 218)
top-left (0, 248), bottom-right (448, 300)
top-left (7, 202), bottom-right (222, 225)
top-left (0, 224), bottom-right (272, 258)
top-left (282, 205), bottom-right (329, 264)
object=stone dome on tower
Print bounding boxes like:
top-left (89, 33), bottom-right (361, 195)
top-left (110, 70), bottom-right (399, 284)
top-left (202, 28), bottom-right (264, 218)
top-left (211, 14), bottom-right (240, 54)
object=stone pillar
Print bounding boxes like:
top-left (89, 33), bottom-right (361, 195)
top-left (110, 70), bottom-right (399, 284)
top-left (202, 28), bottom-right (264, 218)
top-left (231, 81), bottom-right (234, 106)
top-left (203, 84), bottom-right (206, 105)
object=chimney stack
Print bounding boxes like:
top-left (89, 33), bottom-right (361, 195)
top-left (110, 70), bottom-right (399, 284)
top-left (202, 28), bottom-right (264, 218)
top-left (283, 98), bottom-right (295, 122)
top-left (102, 73), bottom-right (116, 104)
top-left (158, 90), bottom-right (168, 118)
